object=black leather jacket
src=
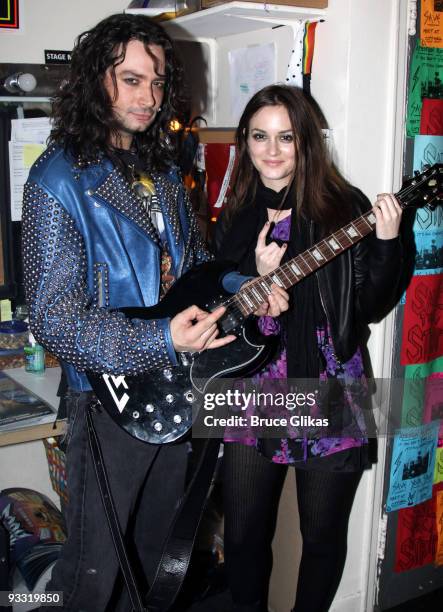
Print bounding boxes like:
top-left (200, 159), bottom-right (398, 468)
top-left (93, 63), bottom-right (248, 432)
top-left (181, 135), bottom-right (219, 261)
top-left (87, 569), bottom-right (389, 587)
top-left (216, 187), bottom-right (403, 363)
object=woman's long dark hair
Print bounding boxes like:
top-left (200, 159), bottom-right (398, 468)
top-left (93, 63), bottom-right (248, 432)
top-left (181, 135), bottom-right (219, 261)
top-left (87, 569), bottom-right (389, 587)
top-left (226, 85), bottom-right (353, 231)
top-left (50, 13), bottom-right (189, 170)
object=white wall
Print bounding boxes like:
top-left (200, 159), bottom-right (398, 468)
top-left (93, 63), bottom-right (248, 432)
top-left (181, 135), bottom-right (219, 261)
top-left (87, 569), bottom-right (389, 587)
top-left (0, 440), bottom-right (59, 506)
top-left (270, 1), bottom-right (409, 611)
top-left (0, 0), bottom-right (129, 63)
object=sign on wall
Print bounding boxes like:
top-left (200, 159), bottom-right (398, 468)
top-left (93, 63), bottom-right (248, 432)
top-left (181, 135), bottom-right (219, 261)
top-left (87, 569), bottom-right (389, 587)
top-left (44, 50), bottom-right (72, 65)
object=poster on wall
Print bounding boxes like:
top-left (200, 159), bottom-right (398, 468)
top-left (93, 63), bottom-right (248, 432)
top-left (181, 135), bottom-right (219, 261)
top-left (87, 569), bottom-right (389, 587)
top-left (435, 448), bottom-right (443, 484)
top-left (423, 374), bottom-right (443, 445)
top-left (420, 98), bottom-right (443, 134)
top-left (413, 229), bottom-right (443, 276)
top-left (394, 483), bottom-right (443, 572)
top-left (413, 134), bottom-right (443, 172)
top-left (406, 44), bottom-right (443, 136)
top-left (400, 273), bottom-right (443, 365)
top-left (386, 421), bottom-right (439, 512)
top-left (0, 0), bottom-right (19, 29)
top-left (411, 135), bottom-right (443, 276)
top-left (436, 490), bottom-right (443, 565)
top-left (8, 118), bottom-right (51, 221)
top-left (401, 357), bottom-right (443, 427)
top-left (421, 0), bottom-right (443, 48)
top-left (228, 43), bottom-right (275, 123)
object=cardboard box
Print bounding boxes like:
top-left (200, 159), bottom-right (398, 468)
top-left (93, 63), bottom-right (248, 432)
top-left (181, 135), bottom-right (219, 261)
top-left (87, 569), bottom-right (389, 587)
top-left (201, 0), bottom-right (328, 9)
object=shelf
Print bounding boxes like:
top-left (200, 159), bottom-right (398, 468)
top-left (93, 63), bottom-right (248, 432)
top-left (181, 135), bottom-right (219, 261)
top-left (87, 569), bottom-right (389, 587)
top-left (0, 97), bottom-right (50, 103)
top-left (197, 127), bottom-right (236, 143)
top-left (128, 2), bottom-right (326, 41)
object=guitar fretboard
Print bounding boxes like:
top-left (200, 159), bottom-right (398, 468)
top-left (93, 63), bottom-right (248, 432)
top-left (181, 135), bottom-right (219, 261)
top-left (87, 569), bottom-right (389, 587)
top-left (232, 209), bottom-right (377, 317)
top-left (219, 163), bottom-right (441, 326)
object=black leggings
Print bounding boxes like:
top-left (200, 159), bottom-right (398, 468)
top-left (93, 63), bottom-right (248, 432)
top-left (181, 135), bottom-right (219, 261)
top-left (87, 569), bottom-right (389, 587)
top-left (223, 443), bottom-right (362, 612)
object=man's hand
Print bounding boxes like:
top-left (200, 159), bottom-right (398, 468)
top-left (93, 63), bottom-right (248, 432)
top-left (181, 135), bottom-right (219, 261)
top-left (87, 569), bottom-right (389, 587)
top-left (255, 222), bottom-right (287, 275)
top-left (170, 305), bottom-right (236, 353)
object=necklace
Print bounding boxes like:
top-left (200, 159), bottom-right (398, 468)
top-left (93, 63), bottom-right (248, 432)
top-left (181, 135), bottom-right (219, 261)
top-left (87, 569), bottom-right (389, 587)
top-left (130, 166), bottom-right (156, 200)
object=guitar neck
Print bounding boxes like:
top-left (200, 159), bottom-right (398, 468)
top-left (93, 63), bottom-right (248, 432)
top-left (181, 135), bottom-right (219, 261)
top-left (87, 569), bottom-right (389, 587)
top-left (220, 163), bottom-right (442, 323)
top-left (232, 209), bottom-right (377, 317)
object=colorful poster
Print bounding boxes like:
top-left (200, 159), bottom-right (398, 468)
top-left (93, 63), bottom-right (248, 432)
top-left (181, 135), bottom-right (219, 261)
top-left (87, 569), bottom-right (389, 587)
top-left (406, 43), bottom-right (443, 136)
top-left (436, 490), bottom-right (443, 565)
top-left (401, 357), bottom-right (443, 427)
top-left (394, 483), bottom-right (443, 572)
top-left (413, 196), bottom-right (442, 233)
top-left (423, 373), bottom-right (443, 445)
top-left (414, 230), bottom-right (443, 276)
top-left (411, 137), bottom-right (443, 279)
top-left (400, 274), bottom-right (443, 365)
top-left (420, 98), bottom-right (443, 134)
top-left (413, 134), bottom-right (443, 172)
top-left (435, 448), bottom-right (443, 483)
top-left (386, 421), bottom-right (439, 512)
top-left (411, 195), bottom-right (443, 280)
top-left (421, 0), bottom-right (443, 48)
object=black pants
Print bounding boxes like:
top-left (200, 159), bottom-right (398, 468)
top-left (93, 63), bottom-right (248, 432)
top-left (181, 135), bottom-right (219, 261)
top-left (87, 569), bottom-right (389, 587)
top-left (223, 443), bottom-right (362, 612)
top-left (43, 392), bottom-right (188, 612)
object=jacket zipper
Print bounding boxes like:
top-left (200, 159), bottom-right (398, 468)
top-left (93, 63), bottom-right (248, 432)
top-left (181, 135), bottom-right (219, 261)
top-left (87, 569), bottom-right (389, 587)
top-left (97, 269), bottom-right (104, 307)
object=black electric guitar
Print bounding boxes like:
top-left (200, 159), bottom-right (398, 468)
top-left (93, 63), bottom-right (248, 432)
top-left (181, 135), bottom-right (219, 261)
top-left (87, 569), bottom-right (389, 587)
top-left (86, 164), bottom-right (443, 444)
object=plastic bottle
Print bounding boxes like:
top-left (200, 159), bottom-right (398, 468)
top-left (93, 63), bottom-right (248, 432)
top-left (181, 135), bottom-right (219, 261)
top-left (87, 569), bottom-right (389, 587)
top-left (24, 334), bottom-right (45, 373)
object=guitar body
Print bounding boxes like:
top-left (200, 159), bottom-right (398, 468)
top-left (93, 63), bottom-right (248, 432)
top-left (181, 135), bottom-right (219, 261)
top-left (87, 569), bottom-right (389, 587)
top-left (87, 261), bottom-right (279, 444)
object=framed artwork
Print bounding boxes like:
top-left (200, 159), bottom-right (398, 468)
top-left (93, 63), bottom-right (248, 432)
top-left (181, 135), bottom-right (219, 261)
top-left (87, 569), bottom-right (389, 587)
top-left (0, 0), bottom-right (19, 30)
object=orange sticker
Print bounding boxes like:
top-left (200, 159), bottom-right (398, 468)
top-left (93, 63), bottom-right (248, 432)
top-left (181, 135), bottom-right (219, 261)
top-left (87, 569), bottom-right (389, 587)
top-left (421, 0), bottom-right (443, 48)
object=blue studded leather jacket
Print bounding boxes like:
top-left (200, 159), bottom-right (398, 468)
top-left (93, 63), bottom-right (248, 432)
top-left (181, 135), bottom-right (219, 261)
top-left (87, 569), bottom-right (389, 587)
top-left (22, 145), bottom-right (212, 391)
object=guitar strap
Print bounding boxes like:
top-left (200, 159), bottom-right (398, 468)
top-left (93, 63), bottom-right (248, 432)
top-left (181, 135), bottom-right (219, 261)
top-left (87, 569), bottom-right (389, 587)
top-left (85, 402), bottom-right (220, 612)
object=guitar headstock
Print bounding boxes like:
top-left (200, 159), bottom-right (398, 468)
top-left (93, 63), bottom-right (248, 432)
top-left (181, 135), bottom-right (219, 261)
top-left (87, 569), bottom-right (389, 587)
top-left (396, 163), bottom-right (443, 211)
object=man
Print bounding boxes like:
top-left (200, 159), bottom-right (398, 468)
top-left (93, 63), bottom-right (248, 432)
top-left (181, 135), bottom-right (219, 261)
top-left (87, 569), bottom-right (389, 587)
top-left (22, 12), bottom-right (287, 612)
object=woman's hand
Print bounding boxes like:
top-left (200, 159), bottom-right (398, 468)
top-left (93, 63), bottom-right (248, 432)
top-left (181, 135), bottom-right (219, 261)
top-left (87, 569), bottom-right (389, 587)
top-left (254, 283), bottom-right (289, 317)
top-left (255, 222), bottom-right (287, 275)
top-left (373, 193), bottom-right (403, 240)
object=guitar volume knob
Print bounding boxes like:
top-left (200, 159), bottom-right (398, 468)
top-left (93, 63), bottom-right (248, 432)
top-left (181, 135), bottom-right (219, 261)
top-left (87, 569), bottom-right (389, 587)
top-left (154, 422), bottom-right (163, 432)
top-left (145, 403), bottom-right (155, 413)
top-left (165, 394), bottom-right (174, 404)
top-left (173, 414), bottom-right (182, 424)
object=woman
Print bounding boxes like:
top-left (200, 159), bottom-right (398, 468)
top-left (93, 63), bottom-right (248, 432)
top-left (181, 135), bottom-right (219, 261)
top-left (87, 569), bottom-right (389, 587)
top-left (216, 85), bottom-right (403, 612)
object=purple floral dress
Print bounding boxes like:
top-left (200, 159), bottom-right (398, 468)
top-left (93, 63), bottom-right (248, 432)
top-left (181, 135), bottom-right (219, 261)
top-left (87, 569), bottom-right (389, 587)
top-left (225, 216), bottom-right (372, 471)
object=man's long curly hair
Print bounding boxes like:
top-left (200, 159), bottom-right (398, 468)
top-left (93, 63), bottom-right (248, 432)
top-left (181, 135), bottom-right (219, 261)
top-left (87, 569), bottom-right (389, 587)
top-left (50, 13), bottom-right (189, 170)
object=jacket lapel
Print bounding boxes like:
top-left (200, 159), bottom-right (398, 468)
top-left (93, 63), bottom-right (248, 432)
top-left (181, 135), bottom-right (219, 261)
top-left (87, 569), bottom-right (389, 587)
top-left (152, 172), bottom-right (182, 246)
top-left (94, 166), bottom-right (161, 247)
